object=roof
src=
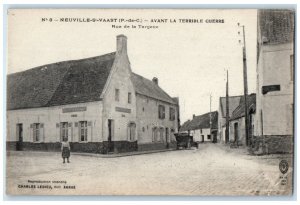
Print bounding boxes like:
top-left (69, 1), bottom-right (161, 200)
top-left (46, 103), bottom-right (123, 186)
top-left (219, 95), bottom-right (243, 118)
top-left (230, 94), bottom-right (256, 121)
top-left (7, 51), bottom-right (177, 110)
top-left (7, 52), bottom-right (116, 110)
top-left (180, 111), bottom-right (218, 132)
top-left (131, 73), bottom-right (176, 104)
top-left (258, 9), bottom-right (295, 45)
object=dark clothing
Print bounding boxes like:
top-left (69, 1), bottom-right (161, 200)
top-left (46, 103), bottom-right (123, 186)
top-left (62, 147), bottom-right (70, 158)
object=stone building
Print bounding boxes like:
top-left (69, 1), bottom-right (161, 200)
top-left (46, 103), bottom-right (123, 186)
top-left (7, 35), bottom-right (179, 154)
top-left (254, 10), bottom-right (294, 153)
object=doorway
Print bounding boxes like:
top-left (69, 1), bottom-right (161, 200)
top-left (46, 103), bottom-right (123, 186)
top-left (165, 128), bottom-right (169, 148)
top-left (234, 122), bottom-right (239, 143)
top-left (108, 119), bottom-right (114, 152)
top-left (16, 123), bottom-right (23, 151)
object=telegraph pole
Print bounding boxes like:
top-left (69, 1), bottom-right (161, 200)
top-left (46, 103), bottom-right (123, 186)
top-left (209, 94), bottom-right (212, 142)
top-left (225, 70), bottom-right (229, 144)
top-left (238, 23), bottom-right (250, 146)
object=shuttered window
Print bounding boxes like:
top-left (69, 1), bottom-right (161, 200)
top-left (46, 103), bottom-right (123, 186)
top-left (79, 121), bottom-right (88, 142)
top-left (60, 122), bottom-right (68, 141)
top-left (33, 123), bottom-right (40, 142)
top-left (158, 105), bottom-right (165, 119)
top-left (169, 107), bottom-right (175, 121)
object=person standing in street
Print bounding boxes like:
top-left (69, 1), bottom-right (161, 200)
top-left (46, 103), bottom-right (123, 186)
top-left (61, 137), bottom-right (71, 163)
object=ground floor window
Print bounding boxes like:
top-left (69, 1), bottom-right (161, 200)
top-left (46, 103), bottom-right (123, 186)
top-left (60, 122), bottom-right (68, 141)
top-left (207, 135), bottom-right (211, 140)
top-left (32, 123), bottom-right (40, 142)
top-left (128, 122), bottom-right (136, 141)
top-left (159, 127), bottom-right (164, 142)
top-left (79, 121), bottom-right (88, 142)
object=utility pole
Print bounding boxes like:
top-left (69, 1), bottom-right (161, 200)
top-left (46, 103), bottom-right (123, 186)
top-left (238, 23), bottom-right (250, 146)
top-left (209, 94), bottom-right (212, 142)
top-left (225, 70), bottom-right (229, 144)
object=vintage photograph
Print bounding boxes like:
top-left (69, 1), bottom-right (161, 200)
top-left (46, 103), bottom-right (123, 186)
top-left (6, 9), bottom-right (294, 196)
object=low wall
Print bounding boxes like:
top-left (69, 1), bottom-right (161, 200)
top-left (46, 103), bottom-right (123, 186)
top-left (138, 142), bottom-right (176, 151)
top-left (6, 141), bottom-right (138, 154)
top-left (251, 135), bottom-right (293, 154)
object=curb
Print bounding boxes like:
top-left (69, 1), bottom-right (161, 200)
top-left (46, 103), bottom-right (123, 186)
top-left (71, 148), bottom-right (179, 158)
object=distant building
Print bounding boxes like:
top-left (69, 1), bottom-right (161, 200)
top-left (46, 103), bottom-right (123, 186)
top-left (254, 10), bottom-right (294, 153)
top-left (179, 111), bottom-right (218, 143)
top-left (217, 96), bottom-right (242, 143)
top-left (7, 35), bottom-right (179, 154)
top-left (229, 94), bottom-right (256, 146)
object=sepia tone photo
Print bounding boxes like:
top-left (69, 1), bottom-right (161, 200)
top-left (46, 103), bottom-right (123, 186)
top-left (6, 9), bottom-right (294, 196)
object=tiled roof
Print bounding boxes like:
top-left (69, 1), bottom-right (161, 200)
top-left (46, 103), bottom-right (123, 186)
top-left (230, 94), bottom-right (256, 121)
top-left (7, 52), bottom-right (115, 110)
top-left (219, 96), bottom-right (243, 118)
top-left (180, 111), bottom-right (218, 132)
top-left (258, 9), bottom-right (295, 45)
top-left (131, 73), bottom-right (176, 104)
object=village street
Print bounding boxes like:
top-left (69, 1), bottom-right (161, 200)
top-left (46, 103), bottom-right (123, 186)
top-left (6, 144), bottom-right (293, 196)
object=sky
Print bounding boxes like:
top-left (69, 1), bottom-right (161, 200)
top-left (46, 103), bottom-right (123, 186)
top-left (8, 9), bottom-right (257, 123)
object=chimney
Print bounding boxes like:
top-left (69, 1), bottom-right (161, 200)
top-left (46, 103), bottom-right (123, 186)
top-left (117, 34), bottom-right (127, 54)
top-left (193, 114), bottom-right (195, 119)
top-left (152, 77), bottom-right (158, 85)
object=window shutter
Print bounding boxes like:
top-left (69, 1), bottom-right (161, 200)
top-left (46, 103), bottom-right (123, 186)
top-left (68, 125), bottom-right (73, 142)
top-left (29, 124), bottom-right (33, 141)
top-left (87, 124), bottom-right (92, 142)
top-left (68, 122), bottom-right (72, 127)
top-left (40, 124), bottom-right (44, 142)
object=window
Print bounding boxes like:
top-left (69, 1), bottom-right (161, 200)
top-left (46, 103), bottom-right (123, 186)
top-left (207, 135), bottom-right (211, 140)
top-left (128, 123), bottom-right (136, 141)
top-left (33, 123), bottom-right (40, 142)
top-left (60, 122), bottom-right (68, 141)
top-left (128, 92), bottom-right (132, 104)
top-left (115, 89), bottom-right (120, 101)
top-left (79, 121), bottom-right (88, 142)
top-left (290, 54), bottom-right (294, 81)
top-left (158, 105), bottom-right (165, 119)
top-left (142, 127), bottom-right (145, 132)
top-left (152, 127), bottom-right (158, 142)
top-left (200, 129), bottom-right (203, 134)
top-left (159, 128), bottom-right (164, 142)
top-left (169, 107), bottom-right (175, 121)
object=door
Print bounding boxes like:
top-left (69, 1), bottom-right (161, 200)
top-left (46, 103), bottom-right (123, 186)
top-left (108, 119), bottom-right (114, 152)
top-left (165, 128), bottom-right (169, 148)
top-left (16, 124), bottom-right (23, 151)
top-left (234, 122), bottom-right (239, 143)
top-left (201, 135), bottom-right (204, 143)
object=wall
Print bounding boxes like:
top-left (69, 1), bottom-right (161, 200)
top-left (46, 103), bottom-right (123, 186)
top-left (136, 94), bottom-right (178, 147)
top-left (255, 43), bottom-right (294, 137)
top-left (229, 118), bottom-right (246, 145)
top-left (253, 42), bottom-right (294, 154)
top-left (7, 101), bottom-right (103, 150)
top-left (101, 42), bottom-right (137, 144)
top-left (190, 128), bottom-right (211, 142)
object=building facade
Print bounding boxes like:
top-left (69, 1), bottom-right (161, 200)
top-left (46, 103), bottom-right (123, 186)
top-left (179, 111), bottom-right (218, 143)
top-left (229, 94), bottom-right (256, 146)
top-left (253, 10), bottom-right (294, 154)
top-left (217, 96), bottom-right (242, 143)
top-left (7, 35), bottom-right (179, 154)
